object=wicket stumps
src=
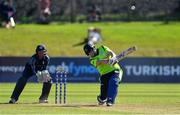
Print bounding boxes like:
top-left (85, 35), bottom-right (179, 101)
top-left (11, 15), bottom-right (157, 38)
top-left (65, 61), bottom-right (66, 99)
top-left (55, 70), bottom-right (67, 104)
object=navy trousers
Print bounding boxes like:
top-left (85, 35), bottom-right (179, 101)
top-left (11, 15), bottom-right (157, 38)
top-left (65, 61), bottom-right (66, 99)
top-left (100, 70), bottom-right (120, 103)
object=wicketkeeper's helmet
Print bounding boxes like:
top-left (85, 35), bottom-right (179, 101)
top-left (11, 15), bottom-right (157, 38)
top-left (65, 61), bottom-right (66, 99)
top-left (83, 44), bottom-right (95, 56)
top-left (36, 44), bottom-right (47, 53)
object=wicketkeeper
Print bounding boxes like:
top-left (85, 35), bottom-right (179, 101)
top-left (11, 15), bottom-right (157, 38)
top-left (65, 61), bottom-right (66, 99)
top-left (9, 44), bottom-right (52, 104)
top-left (83, 44), bottom-right (123, 106)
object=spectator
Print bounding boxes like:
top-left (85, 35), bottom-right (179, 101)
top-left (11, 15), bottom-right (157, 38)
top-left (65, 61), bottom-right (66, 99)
top-left (0, 0), bottom-right (15, 28)
top-left (87, 4), bottom-right (101, 22)
top-left (38, 0), bottom-right (51, 24)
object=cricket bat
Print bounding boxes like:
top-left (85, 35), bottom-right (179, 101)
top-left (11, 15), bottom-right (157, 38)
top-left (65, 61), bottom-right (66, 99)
top-left (116, 46), bottom-right (137, 61)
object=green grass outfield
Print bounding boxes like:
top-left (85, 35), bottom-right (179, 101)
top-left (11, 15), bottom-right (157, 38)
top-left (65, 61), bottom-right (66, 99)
top-left (0, 83), bottom-right (180, 114)
top-left (0, 22), bottom-right (180, 57)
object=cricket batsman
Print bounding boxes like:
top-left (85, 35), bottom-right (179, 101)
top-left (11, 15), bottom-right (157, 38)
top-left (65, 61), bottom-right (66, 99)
top-left (9, 44), bottom-right (52, 104)
top-left (83, 44), bottom-right (123, 106)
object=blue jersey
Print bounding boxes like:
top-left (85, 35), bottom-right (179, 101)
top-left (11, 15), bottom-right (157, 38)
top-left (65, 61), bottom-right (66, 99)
top-left (23, 54), bottom-right (50, 76)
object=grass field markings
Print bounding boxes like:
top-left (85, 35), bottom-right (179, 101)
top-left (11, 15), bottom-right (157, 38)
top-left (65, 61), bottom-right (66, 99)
top-left (176, 102), bottom-right (180, 107)
top-left (118, 103), bottom-right (180, 114)
top-left (2, 90), bottom-right (180, 93)
top-left (0, 102), bottom-right (179, 114)
top-left (74, 103), bottom-right (143, 114)
top-left (0, 103), bottom-right (134, 114)
top-left (1, 83), bottom-right (180, 114)
top-left (119, 94), bottom-right (180, 97)
top-left (56, 103), bottom-right (138, 114)
top-left (0, 102), bottom-right (39, 105)
top-left (0, 93), bottom-right (98, 97)
top-left (120, 90), bottom-right (180, 93)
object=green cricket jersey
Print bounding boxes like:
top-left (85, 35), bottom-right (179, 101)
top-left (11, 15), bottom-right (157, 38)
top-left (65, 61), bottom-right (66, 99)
top-left (90, 45), bottom-right (123, 77)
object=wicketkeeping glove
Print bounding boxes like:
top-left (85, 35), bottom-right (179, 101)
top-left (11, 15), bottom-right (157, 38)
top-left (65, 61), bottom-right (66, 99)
top-left (36, 70), bottom-right (52, 83)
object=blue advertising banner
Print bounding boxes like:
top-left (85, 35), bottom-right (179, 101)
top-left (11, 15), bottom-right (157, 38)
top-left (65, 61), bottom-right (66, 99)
top-left (0, 57), bottom-right (99, 83)
top-left (120, 58), bottom-right (180, 83)
top-left (0, 57), bottom-right (180, 83)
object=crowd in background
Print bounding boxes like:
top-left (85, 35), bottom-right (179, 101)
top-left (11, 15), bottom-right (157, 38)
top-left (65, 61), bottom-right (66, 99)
top-left (0, 0), bottom-right (52, 28)
top-left (0, 0), bottom-right (180, 28)
top-left (0, 0), bottom-right (15, 28)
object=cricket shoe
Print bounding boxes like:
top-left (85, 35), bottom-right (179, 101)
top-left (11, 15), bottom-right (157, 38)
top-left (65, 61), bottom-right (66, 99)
top-left (9, 98), bottom-right (16, 104)
top-left (39, 99), bottom-right (48, 103)
top-left (97, 96), bottom-right (106, 105)
top-left (106, 102), bottom-right (113, 107)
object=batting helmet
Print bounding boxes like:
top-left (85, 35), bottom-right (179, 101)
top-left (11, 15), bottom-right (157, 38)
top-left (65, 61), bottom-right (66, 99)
top-left (83, 44), bottom-right (95, 56)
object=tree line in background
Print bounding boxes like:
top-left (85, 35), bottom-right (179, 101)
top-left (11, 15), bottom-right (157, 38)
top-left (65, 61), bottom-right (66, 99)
top-left (3, 0), bottom-right (180, 23)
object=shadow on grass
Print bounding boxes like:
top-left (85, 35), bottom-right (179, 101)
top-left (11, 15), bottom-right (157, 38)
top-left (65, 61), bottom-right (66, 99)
top-left (34, 104), bottom-right (99, 108)
top-left (0, 102), bottom-right (99, 108)
top-left (0, 102), bottom-right (39, 105)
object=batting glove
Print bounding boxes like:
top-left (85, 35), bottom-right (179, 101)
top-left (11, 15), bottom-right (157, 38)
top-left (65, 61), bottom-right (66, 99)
top-left (108, 57), bottom-right (118, 66)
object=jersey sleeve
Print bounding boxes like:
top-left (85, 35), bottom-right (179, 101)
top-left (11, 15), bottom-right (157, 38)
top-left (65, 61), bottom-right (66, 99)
top-left (44, 55), bottom-right (50, 70)
top-left (102, 45), bottom-right (116, 58)
top-left (28, 56), bottom-right (36, 74)
top-left (102, 45), bottom-right (112, 53)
